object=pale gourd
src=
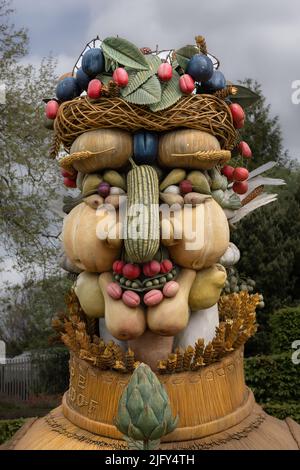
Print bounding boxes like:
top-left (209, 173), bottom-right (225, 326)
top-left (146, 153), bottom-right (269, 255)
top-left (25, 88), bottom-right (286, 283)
top-left (158, 129), bottom-right (223, 170)
top-left (219, 242), bottom-right (240, 267)
top-left (69, 129), bottom-right (133, 173)
top-left (74, 272), bottom-right (104, 318)
top-left (99, 272), bottom-right (146, 341)
top-left (189, 264), bottom-right (227, 311)
top-left (62, 203), bottom-right (122, 273)
top-left (147, 269), bottom-right (196, 336)
top-left (161, 198), bottom-right (229, 270)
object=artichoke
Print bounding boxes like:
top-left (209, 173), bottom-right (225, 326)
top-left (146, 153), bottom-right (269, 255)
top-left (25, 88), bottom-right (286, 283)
top-left (115, 363), bottom-right (178, 446)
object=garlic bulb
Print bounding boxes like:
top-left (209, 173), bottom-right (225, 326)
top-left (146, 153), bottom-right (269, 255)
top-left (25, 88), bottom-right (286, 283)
top-left (219, 242), bottom-right (240, 267)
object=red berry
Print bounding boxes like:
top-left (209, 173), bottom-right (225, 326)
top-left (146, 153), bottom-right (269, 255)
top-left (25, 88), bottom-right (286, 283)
top-left (64, 177), bottom-right (77, 188)
top-left (235, 118), bottom-right (245, 130)
top-left (160, 260), bottom-right (173, 274)
top-left (113, 68), bottom-right (129, 87)
top-left (46, 100), bottom-right (59, 120)
top-left (98, 182), bottom-right (111, 198)
top-left (238, 141), bottom-right (252, 158)
top-left (229, 103), bottom-right (245, 127)
top-left (233, 167), bottom-right (249, 182)
top-left (113, 260), bottom-right (125, 275)
top-left (122, 263), bottom-right (141, 280)
top-left (157, 63), bottom-right (173, 82)
top-left (221, 165), bottom-right (235, 181)
top-left (87, 79), bottom-right (102, 99)
top-left (179, 180), bottom-right (193, 194)
top-left (143, 260), bottom-right (161, 277)
top-left (61, 168), bottom-right (77, 179)
top-left (179, 74), bottom-right (195, 94)
top-left (233, 181), bottom-right (248, 195)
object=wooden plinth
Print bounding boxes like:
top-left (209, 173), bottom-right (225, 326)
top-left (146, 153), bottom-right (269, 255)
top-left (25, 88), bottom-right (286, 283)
top-left (62, 348), bottom-right (253, 442)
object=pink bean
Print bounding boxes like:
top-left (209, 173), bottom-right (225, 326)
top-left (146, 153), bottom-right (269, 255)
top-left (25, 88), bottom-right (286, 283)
top-left (163, 281), bottom-right (179, 298)
top-left (144, 289), bottom-right (164, 307)
top-left (122, 290), bottom-right (141, 308)
top-left (107, 282), bottom-right (122, 300)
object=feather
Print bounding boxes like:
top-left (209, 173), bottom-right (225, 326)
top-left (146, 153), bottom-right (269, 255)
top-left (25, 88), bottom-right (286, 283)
top-left (228, 194), bottom-right (278, 223)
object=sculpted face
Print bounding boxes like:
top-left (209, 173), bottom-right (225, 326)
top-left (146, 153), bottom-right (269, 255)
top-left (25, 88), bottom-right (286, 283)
top-left (62, 128), bottom-right (230, 341)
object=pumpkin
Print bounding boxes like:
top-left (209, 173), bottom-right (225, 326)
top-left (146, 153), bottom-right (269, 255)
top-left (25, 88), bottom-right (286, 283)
top-left (161, 198), bottom-right (229, 270)
top-left (158, 129), bottom-right (224, 170)
top-left (62, 203), bottom-right (122, 273)
top-left (74, 272), bottom-right (105, 318)
top-left (189, 264), bottom-right (227, 310)
top-left (67, 129), bottom-right (133, 173)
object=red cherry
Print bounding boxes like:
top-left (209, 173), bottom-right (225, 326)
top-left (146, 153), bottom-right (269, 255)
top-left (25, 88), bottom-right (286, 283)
top-left (179, 180), bottom-right (193, 194)
top-left (233, 167), bottom-right (249, 182)
top-left (113, 260), bottom-right (125, 275)
top-left (238, 141), bottom-right (252, 158)
top-left (61, 168), bottom-right (77, 179)
top-left (233, 181), bottom-right (248, 195)
top-left (87, 79), bottom-right (102, 99)
top-left (235, 118), bottom-right (245, 130)
top-left (229, 103), bottom-right (245, 127)
top-left (46, 100), bottom-right (59, 120)
top-left (98, 182), bottom-right (111, 198)
top-left (122, 263), bottom-right (141, 280)
top-left (64, 177), bottom-right (77, 188)
top-left (113, 68), bottom-right (129, 87)
top-left (157, 63), bottom-right (173, 82)
top-left (143, 260), bottom-right (161, 277)
top-left (160, 260), bottom-right (173, 274)
top-left (221, 165), bottom-right (235, 181)
top-left (179, 74), bottom-right (195, 94)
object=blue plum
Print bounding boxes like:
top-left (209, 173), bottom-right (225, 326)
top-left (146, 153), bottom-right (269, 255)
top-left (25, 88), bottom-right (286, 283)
top-left (56, 77), bottom-right (80, 102)
top-left (82, 48), bottom-right (105, 77)
top-left (76, 67), bottom-right (91, 91)
top-left (187, 54), bottom-right (214, 82)
top-left (201, 70), bottom-right (226, 92)
top-left (133, 131), bottom-right (159, 164)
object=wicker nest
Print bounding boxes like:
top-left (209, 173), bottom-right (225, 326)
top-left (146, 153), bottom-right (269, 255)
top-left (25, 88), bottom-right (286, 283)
top-left (54, 94), bottom-right (237, 153)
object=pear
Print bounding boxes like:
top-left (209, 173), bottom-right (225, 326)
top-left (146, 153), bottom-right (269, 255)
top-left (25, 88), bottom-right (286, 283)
top-left (189, 264), bottom-right (227, 311)
top-left (74, 272), bottom-right (105, 318)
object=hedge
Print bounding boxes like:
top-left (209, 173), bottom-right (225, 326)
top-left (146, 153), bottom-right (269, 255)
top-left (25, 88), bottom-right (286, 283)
top-left (0, 419), bottom-right (24, 445)
top-left (244, 353), bottom-right (299, 402)
top-left (262, 402), bottom-right (300, 423)
top-left (269, 306), bottom-right (300, 354)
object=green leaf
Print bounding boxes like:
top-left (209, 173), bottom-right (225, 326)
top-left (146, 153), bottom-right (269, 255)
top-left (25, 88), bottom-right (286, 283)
top-left (102, 36), bottom-right (149, 71)
top-left (175, 45), bottom-right (199, 71)
top-left (96, 73), bottom-right (112, 86)
top-left (103, 53), bottom-right (117, 73)
top-left (150, 71), bottom-right (183, 112)
top-left (230, 85), bottom-right (260, 108)
top-left (124, 75), bottom-right (162, 105)
top-left (121, 55), bottom-right (161, 97)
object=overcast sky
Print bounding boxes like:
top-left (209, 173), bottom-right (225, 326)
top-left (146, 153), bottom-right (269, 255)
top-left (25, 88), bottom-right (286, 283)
top-left (11, 0), bottom-right (300, 161)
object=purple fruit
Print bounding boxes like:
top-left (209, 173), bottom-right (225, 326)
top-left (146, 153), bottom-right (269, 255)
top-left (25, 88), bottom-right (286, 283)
top-left (98, 182), bottom-right (111, 198)
top-left (56, 77), bottom-right (80, 102)
top-left (202, 70), bottom-right (226, 91)
top-left (187, 54), bottom-right (214, 82)
top-left (76, 67), bottom-right (91, 91)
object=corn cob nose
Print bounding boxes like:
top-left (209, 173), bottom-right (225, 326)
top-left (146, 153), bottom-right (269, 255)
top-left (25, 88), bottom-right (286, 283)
top-left (124, 160), bottom-right (160, 263)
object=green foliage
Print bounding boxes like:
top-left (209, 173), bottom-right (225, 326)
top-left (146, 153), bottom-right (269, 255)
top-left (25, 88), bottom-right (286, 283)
top-left (269, 306), bottom-right (300, 354)
top-left (245, 353), bottom-right (299, 402)
top-left (31, 348), bottom-right (69, 395)
top-left (150, 71), bottom-right (183, 112)
top-left (262, 402), bottom-right (300, 423)
top-left (121, 55), bottom-right (161, 97)
top-left (229, 85), bottom-right (260, 109)
top-left (124, 75), bottom-right (161, 105)
top-left (0, 418), bottom-right (24, 445)
top-left (102, 37), bottom-right (149, 71)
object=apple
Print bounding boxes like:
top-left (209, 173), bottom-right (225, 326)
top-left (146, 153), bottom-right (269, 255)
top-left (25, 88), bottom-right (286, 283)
top-left (179, 180), bottom-right (193, 194)
top-left (123, 263), bottom-right (141, 280)
top-left (45, 100), bottom-right (59, 120)
top-left (113, 260), bottom-right (125, 275)
top-left (221, 165), bottom-right (235, 181)
top-left (113, 68), bottom-right (129, 87)
top-left (179, 74), bottom-right (195, 94)
top-left (187, 54), bottom-right (214, 82)
top-left (87, 79), bottom-right (102, 99)
top-left (229, 103), bottom-right (245, 128)
top-left (157, 63), bottom-right (173, 81)
top-left (233, 181), bottom-right (248, 195)
top-left (143, 260), bottom-right (161, 277)
top-left (238, 141), bottom-right (252, 158)
top-left (233, 167), bottom-right (249, 182)
top-left (64, 178), bottom-right (77, 188)
top-left (160, 259), bottom-right (173, 274)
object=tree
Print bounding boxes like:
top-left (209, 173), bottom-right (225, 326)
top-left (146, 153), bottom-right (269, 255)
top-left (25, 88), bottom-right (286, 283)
top-left (0, 0), bottom-right (63, 279)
